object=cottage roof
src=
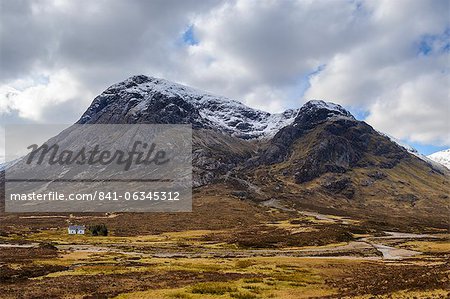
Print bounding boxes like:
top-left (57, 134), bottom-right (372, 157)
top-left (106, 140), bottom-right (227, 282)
top-left (68, 225), bottom-right (85, 229)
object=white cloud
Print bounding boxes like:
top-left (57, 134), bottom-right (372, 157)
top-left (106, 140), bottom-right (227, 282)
top-left (178, 0), bottom-right (367, 108)
top-left (365, 72), bottom-right (449, 145)
top-left (0, 70), bottom-right (92, 122)
top-left (0, 126), bottom-right (4, 163)
top-left (304, 0), bottom-right (449, 145)
top-left (0, 0), bottom-right (448, 148)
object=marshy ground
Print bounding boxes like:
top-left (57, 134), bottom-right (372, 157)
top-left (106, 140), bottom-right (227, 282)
top-left (0, 196), bottom-right (448, 299)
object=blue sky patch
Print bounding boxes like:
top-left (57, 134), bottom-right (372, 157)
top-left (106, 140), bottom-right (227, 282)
top-left (182, 25), bottom-right (199, 46)
top-left (348, 107), bottom-right (370, 121)
top-left (405, 141), bottom-right (447, 156)
top-left (416, 27), bottom-right (450, 56)
top-left (293, 64), bottom-right (326, 100)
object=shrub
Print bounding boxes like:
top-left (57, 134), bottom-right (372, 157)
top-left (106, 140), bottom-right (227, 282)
top-left (230, 292), bottom-right (260, 299)
top-left (168, 292), bottom-right (192, 299)
top-left (89, 224), bottom-right (108, 236)
top-left (236, 259), bottom-right (255, 269)
top-left (191, 282), bottom-right (236, 295)
top-left (38, 242), bottom-right (57, 250)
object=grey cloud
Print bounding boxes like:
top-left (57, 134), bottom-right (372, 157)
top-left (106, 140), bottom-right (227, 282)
top-left (1, 0), bottom-right (222, 87)
top-left (0, 0), bottom-right (448, 147)
top-left (0, 0), bottom-right (53, 80)
top-left (193, 0), bottom-right (369, 85)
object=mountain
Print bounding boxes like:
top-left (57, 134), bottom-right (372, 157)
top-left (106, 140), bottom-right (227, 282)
top-left (379, 134), bottom-right (448, 173)
top-left (428, 149), bottom-right (450, 169)
top-left (78, 75), bottom-right (299, 139)
top-left (1, 75), bottom-right (449, 229)
top-left (0, 159), bottom-right (20, 172)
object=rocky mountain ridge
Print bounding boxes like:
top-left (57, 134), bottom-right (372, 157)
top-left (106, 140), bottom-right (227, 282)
top-left (75, 75), bottom-right (428, 186)
top-left (1, 75), bottom-right (448, 229)
top-left (78, 75), bottom-right (300, 139)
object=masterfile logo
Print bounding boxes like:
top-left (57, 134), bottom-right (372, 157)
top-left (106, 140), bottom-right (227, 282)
top-left (4, 124), bottom-right (192, 213)
top-left (26, 141), bottom-right (170, 171)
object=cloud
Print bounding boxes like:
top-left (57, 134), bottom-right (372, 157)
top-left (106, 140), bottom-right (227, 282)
top-left (0, 0), bottom-right (223, 91)
top-left (0, 0), bottom-right (448, 149)
top-left (365, 72), bottom-right (449, 145)
top-left (0, 0), bottom-right (53, 81)
top-left (0, 70), bottom-right (92, 122)
top-left (177, 0), bottom-right (368, 110)
top-left (304, 0), bottom-right (449, 145)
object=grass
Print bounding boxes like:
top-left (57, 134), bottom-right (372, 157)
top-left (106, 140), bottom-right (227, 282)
top-left (93, 256), bottom-right (343, 298)
top-left (230, 292), bottom-right (260, 299)
top-left (400, 240), bottom-right (450, 253)
top-left (350, 289), bottom-right (450, 299)
top-left (191, 282), bottom-right (237, 295)
top-left (167, 293), bottom-right (193, 299)
top-left (1, 205), bottom-right (449, 299)
top-left (235, 260), bottom-right (256, 269)
top-left (4, 233), bottom-right (447, 299)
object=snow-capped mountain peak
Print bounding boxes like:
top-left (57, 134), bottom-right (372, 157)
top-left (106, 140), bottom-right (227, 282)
top-left (78, 75), bottom-right (300, 139)
top-left (299, 100), bottom-right (355, 121)
top-left (428, 149), bottom-right (450, 169)
top-left (304, 100), bottom-right (353, 117)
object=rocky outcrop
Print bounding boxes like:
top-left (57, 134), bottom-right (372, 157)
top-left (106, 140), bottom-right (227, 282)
top-left (320, 175), bottom-right (355, 199)
top-left (72, 76), bottom-right (440, 188)
top-left (262, 104), bottom-right (408, 184)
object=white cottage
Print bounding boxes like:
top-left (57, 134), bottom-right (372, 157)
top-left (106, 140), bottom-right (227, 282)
top-left (68, 225), bottom-right (86, 235)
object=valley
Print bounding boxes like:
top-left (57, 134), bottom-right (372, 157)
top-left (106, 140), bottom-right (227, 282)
top-left (1, 76), bottom-right (449, 298)
top-left (0, 194), bottom-right (448, 299)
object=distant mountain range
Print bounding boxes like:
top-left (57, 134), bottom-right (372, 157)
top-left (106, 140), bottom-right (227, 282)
top-left (428, 149), bottom-right (450, 169)
top-left (1, 75), bottom-right (448, 229)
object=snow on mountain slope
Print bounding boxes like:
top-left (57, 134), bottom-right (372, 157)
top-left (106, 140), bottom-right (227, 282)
top-left (380, 133), bottom-right (448, 171)
top-left (302, 100), bottom-right (355, 119)
top-left (428, 149), bottom-right (450, 169)
top-left (0, 158), bottom-right (21, 172)
top-left (77, 75), bottom-right (445, 171)
top-left (79, 75), bottom-right (299, 139)
top-left (380, 133), bottom-right (419, 155)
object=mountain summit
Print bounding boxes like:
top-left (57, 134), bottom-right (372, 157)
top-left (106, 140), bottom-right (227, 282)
top-left (72, 75), bottom-right (450, 228)
top-left (78, 75), bottom-right (362, 141)
top-left (78, 75), bottom-right (301, 139)
top-left (1, 75), bottom-right (448, 229)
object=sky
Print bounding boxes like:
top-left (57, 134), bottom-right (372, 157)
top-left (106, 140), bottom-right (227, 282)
top-left (0, 0), bottom-right (449, 160)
